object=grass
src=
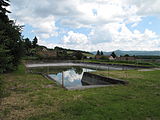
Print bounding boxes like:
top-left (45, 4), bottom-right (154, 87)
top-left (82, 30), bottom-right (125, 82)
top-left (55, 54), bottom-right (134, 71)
top-left (80, 59), bottom-right (160, 67)
top-left (0, 64), bottom-right (160, 120)
top-left (82, 53), bottom-right (95, 58)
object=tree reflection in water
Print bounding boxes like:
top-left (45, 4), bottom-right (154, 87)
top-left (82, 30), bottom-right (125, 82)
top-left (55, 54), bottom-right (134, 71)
top-left (74, 67), bottom-right (83, 74)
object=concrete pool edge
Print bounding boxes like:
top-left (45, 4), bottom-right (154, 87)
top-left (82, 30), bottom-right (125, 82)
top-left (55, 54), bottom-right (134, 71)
top-left (41, 72), bottom-right (128, 90)
top-left (82, 72), bottom-right (128, 85)
top-left (25, 62), bottom-right (129, 90)
top-left (44, 73), bottom-right (114, 90)
top-left (25, 61), bottom-right (153, 69)
top-left (66, 85), bottom-right (113, 90)
top-left (25, 63), bottom-right (124, 70)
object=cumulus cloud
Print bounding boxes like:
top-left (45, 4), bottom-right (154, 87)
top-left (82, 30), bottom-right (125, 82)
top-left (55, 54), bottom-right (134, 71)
top-left (63, 31), bottom-right (89, 44)
top-left (9, 0), bottom-right (160, 51)
top-left (133, 0), bottom-right (160, 16)
top-left (38, 24), bottom-right (160, 51)
top-left (10, 0), bottom-right (160, 27)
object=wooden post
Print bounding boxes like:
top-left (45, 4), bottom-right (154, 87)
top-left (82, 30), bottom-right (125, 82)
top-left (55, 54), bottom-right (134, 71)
top-left (25, 65), bottom-right (27, 74)
top-left (126, 67), bottom-right (127, 79)
top-left (47, 66), bottom-right (49, 74)
top-left (123, 66), bottom-right (125, 79)
top-left (108, 66), bottom-right (109, 77)
top-left (62, 72), bottom-right (64, 88)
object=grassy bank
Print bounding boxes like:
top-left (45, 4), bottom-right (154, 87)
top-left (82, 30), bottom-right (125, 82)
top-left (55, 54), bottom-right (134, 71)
top-left (0, 64), bottom-right (160, 120)
top-left (80, 59), bottom-right (160, 68)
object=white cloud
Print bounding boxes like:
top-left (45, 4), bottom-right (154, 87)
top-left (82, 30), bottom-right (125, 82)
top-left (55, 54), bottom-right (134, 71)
top-left (63, 31), bottom-right (89, 44)
top-left (131, 23), bottom-right (138, 28)
top-left (133, 0), bottom-right (160, 16)
top-left (9, 0), bottom-right (160, 51)
top-left (10, 0), bottom-right (160, 26)
top-left (87, 23), bottom-right (160, 51)
top-left (38, 24), bottom-right (160, 51)
top-left (31, 16), bottom-right (57, 39)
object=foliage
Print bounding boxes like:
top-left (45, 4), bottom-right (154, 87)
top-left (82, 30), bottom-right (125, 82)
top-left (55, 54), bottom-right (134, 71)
top-left (96, 50), bottom-right (100, 55)
top-left (53, 47), bottom-right (87, 60)
top-left (54, 46), bottom-right (92, 54)
top-left (0, 0), bottom-right (10, 23)
top-left (32, 36), bottom-right (38, 48)
top-left (23, 38), bottom-right (32, 55)
top-left (72, 51), bottom-right (83, 60)
top-left (0, 0), bottom-right (23, 73)
top-left (100, 51), bottom-right (103, 55)
top-left (56, 49), bottom-right (68, 59)
top-left (111, 52), bottom-right (116, 58)
top-left (124, 54), bottom-right (130, 57)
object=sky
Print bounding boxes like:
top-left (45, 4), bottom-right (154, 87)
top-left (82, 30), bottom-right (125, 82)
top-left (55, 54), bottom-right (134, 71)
top-left (8, 0), bottom-right (160, 52)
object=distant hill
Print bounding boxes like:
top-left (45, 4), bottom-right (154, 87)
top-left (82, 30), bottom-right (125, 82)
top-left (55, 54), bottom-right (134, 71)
top-left (92, 50), bottom-right (160, 56)
top-left (54, 46), bottom-right (92, 54)
top-left (54, 46), bottom-right (94, 58)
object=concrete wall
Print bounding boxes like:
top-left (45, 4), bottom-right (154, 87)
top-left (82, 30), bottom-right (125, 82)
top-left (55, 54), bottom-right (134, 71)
top-left (82, 72), bottom-right (128, 85)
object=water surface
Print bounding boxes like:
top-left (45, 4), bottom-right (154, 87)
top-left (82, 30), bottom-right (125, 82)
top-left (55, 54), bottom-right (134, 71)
top-left (48, 67), bottom-right (95, 87)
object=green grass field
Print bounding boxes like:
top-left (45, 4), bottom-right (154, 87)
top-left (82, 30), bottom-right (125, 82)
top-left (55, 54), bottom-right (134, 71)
top-left (80, 59), bottom-right (160, 68)
top-left (0, 64), bottom-right (160, 120)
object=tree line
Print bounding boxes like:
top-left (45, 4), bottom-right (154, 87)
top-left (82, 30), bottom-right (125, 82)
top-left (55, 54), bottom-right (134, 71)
top-left (0, 0), bottom-right (38, 73)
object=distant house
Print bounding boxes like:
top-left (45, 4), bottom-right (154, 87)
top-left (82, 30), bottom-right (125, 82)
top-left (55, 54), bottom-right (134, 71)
top-left (116, 56), bottom-right (135, 61)
top-left (86, 56), bottom-right (90, 59)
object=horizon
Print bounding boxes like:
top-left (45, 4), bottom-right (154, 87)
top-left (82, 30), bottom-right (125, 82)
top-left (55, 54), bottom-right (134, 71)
top-left (36, 45), bottom-right (160, 53)
top-left (9, 0), bottom-right (160, 52)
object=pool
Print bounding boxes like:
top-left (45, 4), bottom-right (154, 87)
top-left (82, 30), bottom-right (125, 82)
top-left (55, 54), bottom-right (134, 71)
top-left (27, 63), bottom-right (129, 89)
top-left (48, 67), bottom-right (95, 87)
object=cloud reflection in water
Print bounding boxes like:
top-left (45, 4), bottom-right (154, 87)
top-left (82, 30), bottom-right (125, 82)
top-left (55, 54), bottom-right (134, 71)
top-left (48, 68), bottom-right (95, 87)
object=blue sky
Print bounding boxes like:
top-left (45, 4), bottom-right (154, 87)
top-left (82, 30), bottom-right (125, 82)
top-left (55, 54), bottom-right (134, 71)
top-left (127, 16), bottom-right (160, 34)
top-left (9, 0), bottom-right (160, 51)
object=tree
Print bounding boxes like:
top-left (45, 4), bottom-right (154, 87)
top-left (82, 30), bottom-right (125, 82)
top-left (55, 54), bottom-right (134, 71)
top-left (32, 36), bottom-right (38, 48)
top-left (74, 67), bottom-right (83, 74)
top-left (0, 0), bottom-right (10, 23)
top-left (124, 54), bottom-right (129, 57)
top-left (100, 51), bottom-right (103, 55)
top-left (111, 52), bottom-right (116, 58)
top-left (73, 51), bottom-right (83, 60)
top-left (24, 38), bottom-right (32, 55)
top-left (0, 44), bottom-right (11, 73)
top-left (96, 50), bottom-right (100, 55)
top-left (0, 0), bottom-right (23, 73)
top-left (24, 38), bottom-right (32, 48)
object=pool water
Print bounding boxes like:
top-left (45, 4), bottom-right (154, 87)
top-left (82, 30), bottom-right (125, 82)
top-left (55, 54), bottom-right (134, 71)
top-left (48, 67), bottom-right (95, 87)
